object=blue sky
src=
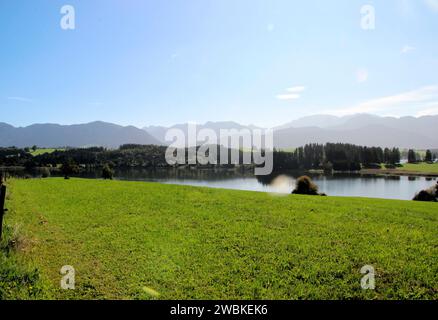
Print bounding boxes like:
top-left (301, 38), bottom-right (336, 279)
top-left (1, 0), bottom-right (437, 128)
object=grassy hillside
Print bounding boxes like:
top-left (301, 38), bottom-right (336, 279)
top-left (400, 162), bottom-right (438, 174)
top-left (2, 178), bottom-right (437, 300)
top-left (361, 162), bottom-right (438, 176)
top-left (30, 148), bottom-right (60, 156)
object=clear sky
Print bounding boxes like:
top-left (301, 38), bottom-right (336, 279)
top-left (1, 0), bottom-right (437, 128)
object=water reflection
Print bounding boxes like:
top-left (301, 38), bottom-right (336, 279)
top-left (108, 169), bottom-right (436, 200)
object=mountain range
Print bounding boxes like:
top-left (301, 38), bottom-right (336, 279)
top-left (0, 121), bottom-right (160, 148)
top-left (143, 121), bottom-right (261, 147)
top-left (272, 114), bottom-right (438, 149)
top-left (144, 114), bottom-right (438, 149)
top-left (1, 114), bottom-right (437, 149)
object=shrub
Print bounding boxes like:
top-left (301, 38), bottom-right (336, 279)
top-left (40, 167), bottom-right (50, 178)
top-left (322, 161), bottom-right (333, 174)
top-left (413, 190), bottom-right (437, 202)
top-left (60, 159), bottom-right (79, 179)
top-left (102, 164), bottom-right (114, 180)
top-left (292, 176), bottom-right (320, 196)
top-left (413, 182), bottom-right (438, 202)
top-left (362, 163), bottom-right (382, 169)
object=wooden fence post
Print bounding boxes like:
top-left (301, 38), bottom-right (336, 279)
top-left (0, 185), bottom-right (6, 241)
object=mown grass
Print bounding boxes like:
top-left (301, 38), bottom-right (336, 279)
top-left (3, 178), bottom-right (438, 300)
top-left (400, 162), bottom-right (438, 174)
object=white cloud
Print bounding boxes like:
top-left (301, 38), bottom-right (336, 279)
top-left (356, 68), bottom-right (369, 83)
top-left (401, 45), bottom-right (416, 54)
top-left (276, 94), bottom-right (301, 100)
top-left (329, 85), bottom-right (438, 116)
top-left (7, 96), bottom-right (33, 103)
top-left (276, 86), bottom-right (306, 100)
top-left (425, 0), bottom-right (438, 12)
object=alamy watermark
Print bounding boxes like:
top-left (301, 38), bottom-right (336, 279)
top-left (60, 265), bottom-right (75, 290)
top-left (361, 4), bottom-right (376, 30)
top-left (60, 5), bottom-right (75, 30)
top-left (360, 265), bottom-right (375, 290)
top-left (164, 124), bottom-right (273, 175)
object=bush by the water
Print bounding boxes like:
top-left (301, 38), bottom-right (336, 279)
top-left (60, 159), bottom-right (79, 179)
top-left (322, 161), bottom-right (333, 174)
top-left (362, 163), bottom-right (382, 169)
top-left (102, 164), bottom-right (114, 180)
top-left (292, 176), bottom-right (326, 196)
top-left (413, 182), bottom-right (438, 202)
top-left (40, 167), bottom-right (50, 178)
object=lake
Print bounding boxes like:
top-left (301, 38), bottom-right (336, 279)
top-left (3, 167), bottom-right (435, 200)
top-left (80, 168), bottom-right (436, 201)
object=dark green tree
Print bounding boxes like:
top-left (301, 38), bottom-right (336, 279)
top-left (408, 149), bottom-right (417, 163)
top-left (61, 159), bottom-right (79, 179)
top-left (41, 167), bottom-right (51, 178)
top-left (425, 149), bottom-right (433, 162)
top-left (102, 164), bottom-right (114, 180)
top-left (391, 148), bottom-right (401, 164)
top-left (384, 148), bottom-right (391, 164)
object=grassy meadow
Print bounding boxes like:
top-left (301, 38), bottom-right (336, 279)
top-left (361, 162), bottom-right (438, 176)
top-left (1, 178), bottom-right (437, 300)
top-left (30, 148), bottom-right (61, 156)
top-left (400, 162), bottom-right (438, 174)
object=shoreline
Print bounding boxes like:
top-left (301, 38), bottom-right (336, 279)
top-left (360, 168), bottom-right (438, 178)
top-left (2, 165), bottom-right (438, 178)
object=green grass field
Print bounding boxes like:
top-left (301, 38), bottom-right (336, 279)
top-left (1, 178), bottom-right (437, 300)
top-left (29, 148), bottom-right (61, 156)
top-left (400, 162), bottom-right (438, 174)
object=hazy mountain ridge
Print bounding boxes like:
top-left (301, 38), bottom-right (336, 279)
top-left (144, 115), bottom-right (438, 149)
top-left (143, 121), bottom-right (261, 145)
top-left (273, 124), bottom-right (436, 149)
top-left (1, 114), bottom-right (437, 149)
top-left (274, 115), bottom-right (351, 130)
top-left (272, 114), bottom-right (438, 149)
top-left (0, 121), bottom-right (161, 148)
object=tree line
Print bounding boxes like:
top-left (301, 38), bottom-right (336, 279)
top-left (0, 143), bottom-right (435, 173)
top-left (407, 149), bottom-right (437, 164)
top-left (273, 143), bottom-right (402, 171)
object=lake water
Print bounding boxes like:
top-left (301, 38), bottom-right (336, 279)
top-left (82, 168), bottom-right (436, 201)
top-left (4, 167), bottom-right (435, 200)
